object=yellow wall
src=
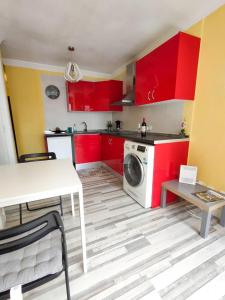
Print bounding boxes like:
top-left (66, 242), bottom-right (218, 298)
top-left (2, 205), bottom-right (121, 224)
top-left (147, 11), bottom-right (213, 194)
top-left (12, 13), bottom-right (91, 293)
top-left (184, 6), bottom-right (225, 191)
top-left (4, 66), bottom-right (108, 156)
top-left (5, 66), bottom-right (46, 156)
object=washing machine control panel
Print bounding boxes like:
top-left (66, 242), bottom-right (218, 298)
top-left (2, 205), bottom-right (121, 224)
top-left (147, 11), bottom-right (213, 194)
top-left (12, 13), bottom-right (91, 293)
top-left (137, 145), bottom-right (146, 152)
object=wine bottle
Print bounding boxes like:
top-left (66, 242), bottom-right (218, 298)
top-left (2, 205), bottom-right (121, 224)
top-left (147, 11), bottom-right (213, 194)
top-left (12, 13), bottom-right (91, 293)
top-left (141, 118), bottom-right (147, 137)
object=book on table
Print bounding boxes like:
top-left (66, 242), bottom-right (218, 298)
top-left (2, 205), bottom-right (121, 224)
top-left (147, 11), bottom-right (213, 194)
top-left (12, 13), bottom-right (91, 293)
top-left (193, 190), bottom-right (225, 202)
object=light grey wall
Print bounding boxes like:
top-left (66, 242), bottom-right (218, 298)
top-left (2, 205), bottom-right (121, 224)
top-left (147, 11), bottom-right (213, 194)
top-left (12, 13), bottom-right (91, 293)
top-left (41, 74), bottom-right (112, 131)
top-left (112, 101), bottom-right (184, 134)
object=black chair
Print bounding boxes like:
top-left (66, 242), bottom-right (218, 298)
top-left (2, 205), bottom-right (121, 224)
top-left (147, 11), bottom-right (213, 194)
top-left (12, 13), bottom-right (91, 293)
top-left (18, 152), bottom-right (63, 224)
top-left (0, 211), bottom-right (71, 300)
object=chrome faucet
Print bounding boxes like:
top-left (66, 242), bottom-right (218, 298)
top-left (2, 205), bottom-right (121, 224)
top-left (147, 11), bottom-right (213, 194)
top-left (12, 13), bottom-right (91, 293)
top-left (81, 121), bottom-right (87, 132)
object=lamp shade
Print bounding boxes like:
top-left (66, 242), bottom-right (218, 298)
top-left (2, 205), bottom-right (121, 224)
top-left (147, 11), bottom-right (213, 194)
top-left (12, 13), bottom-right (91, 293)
top-left (64, 62), bottom-right (83, 82)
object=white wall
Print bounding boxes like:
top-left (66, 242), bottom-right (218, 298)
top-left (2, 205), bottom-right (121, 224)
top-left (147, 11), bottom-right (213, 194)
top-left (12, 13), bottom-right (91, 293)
top-left (41, 74), bottom-right (112, 131)
top-left (112, 100), bottom-right (184, 134)
top-left (0, 48), bottom-right (16, 164)
top-left (41, 74), bottom-right (184, 133)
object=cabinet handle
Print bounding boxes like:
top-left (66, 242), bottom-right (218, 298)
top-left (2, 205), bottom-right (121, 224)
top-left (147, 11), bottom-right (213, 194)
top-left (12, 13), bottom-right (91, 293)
top-left (108, 138), bottom-right (112, 145)
top-left (147, 90), bottom-right (152, 101)
top-left (151, 89), bottom-right (155, 100)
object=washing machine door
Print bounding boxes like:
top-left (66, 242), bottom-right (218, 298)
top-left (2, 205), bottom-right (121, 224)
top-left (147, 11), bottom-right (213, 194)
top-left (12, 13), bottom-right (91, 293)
top-left (124, 153), bottom-right (144, 187)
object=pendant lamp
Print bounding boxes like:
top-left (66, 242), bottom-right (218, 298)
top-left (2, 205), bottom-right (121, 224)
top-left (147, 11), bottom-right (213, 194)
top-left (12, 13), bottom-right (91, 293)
top-left (64, 46), bottom-right (83, 82)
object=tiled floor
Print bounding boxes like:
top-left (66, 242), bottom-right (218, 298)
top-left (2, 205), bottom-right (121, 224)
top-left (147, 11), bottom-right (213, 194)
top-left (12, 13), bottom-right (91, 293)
top-left (4, 167), bottom-right (225, 300)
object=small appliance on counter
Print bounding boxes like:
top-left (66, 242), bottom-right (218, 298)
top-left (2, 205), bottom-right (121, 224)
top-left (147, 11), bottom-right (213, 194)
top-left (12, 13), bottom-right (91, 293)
top-left (51, 127), bottom-right (66, 133)
top-left (115, 120), bottom-right (122, 131)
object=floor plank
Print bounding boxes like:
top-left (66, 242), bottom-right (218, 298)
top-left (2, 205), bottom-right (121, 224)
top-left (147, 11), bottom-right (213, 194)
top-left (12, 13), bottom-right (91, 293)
top-left (3, 166), bottom-right (225, 300)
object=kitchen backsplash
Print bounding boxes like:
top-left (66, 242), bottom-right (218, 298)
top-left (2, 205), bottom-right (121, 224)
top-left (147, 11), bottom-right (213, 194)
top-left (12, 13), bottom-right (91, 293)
top-left (112, 101), bottom-right (184, 134)
top-left (41, 74), bottom-right (112, 131)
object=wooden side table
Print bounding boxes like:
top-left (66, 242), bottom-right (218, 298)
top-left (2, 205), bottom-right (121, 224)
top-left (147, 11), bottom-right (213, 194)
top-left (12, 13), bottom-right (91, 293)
top-left (161, 180), bottom-right (225, 238)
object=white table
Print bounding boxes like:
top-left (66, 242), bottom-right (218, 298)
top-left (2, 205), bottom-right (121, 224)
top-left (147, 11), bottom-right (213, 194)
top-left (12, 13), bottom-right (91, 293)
top-left (0, 159), bottom-right (87, 272)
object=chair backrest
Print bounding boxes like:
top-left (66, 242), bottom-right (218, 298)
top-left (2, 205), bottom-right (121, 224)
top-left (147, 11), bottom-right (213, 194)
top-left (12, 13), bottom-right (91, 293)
top-left (19, 152), bottom-right (56, 163)
top-left (0, 210), bottom-right (63, 255)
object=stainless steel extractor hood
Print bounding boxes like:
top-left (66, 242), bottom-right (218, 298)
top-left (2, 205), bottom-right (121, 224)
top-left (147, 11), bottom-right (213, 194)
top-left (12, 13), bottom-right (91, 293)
top-left (111, 63), bottom-right (135, 106)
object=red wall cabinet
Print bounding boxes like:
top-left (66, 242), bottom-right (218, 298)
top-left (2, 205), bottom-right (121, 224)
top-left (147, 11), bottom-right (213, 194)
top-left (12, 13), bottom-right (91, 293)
top-left (101, 135), bottom-right (125, 175)
top-left (67, 81), bottom-right (95, 111)
top-left (94, 81), bottom-right (111, 111)
top-left (67, 80), bottom-right (123, 111)
top-left (135, 32), bottom-right (200, 105)
top-left (74, 134), bottom-right (102, 164)
top-left (108, 80), bottom-right (123, 111)
top-left (151, 141), bottom-right (189, 208)
top-left (94, 80), bottom-right (123, 111)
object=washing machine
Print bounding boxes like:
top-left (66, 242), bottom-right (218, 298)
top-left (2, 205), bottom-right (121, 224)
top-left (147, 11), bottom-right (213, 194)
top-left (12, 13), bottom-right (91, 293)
top-left (123, 140), bottom-right (155, 208)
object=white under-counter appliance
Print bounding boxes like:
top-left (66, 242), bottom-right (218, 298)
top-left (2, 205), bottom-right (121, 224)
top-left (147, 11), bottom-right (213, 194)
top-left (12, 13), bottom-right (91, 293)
top-left (123, 140), bottom-right (154, 208)
top-left (46, 135), bottom-right (73, 161)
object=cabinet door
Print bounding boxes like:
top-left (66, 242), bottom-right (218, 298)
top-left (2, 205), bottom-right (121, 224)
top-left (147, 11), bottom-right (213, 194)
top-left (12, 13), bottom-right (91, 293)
top-left (83, 81), bottom-right (95, 111)
top-left (111, 136), bottom-right (125, 175)
top-left (47, 137), bottom-right (73, 161)
top-left (151, 141), bottom-right (189, 208)
top-left (74, 134), bottom-right (101, 164)
top-left (135, 32), bottom-right (200, 104)
top-left (152, 34), bottom-right (179, 102)
top-left (135, 37), bottom-right (178, 105)
top-left (101, 135), bottom-right (113, 167)
top-left (109, 80), bottom-right (123, 111)
top-left (135, 52), bottom-right (158, 105)
top-left (66, 81), bottom-right (95, 111)
top-left (94, 81), bottom-right (110, 111)
top-left (66, 81), bottom-right (84, 111)
top-left (175, 32), bottom-right (200, 100)
top-left (102, 135), bottom-right (125, 174)
top-left (94, 80), bottom-right (123, 111)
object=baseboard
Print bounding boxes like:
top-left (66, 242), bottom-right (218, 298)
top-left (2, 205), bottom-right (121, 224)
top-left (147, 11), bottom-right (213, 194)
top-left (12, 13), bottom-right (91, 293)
top-left (75, 161), bottom-right (103, 170)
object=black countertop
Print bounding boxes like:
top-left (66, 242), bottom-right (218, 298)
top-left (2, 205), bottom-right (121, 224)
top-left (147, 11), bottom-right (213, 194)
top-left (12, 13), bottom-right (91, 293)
top-left (45, 132), bottom-right (73, 137)
top-left (45, 130), bottom-right (188, 145)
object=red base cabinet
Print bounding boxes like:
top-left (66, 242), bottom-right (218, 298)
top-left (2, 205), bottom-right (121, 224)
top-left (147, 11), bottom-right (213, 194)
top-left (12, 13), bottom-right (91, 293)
top-left (151, 141), bottom-right (189, 208)
top-left (74, 134), bottom-right (102, 164)
top-left (101, 135), bottom-right (125, 175)
top-left (74, 134), bottom-right (125, 175)
top-left (135, 32), bottom-right (200, 105)
top-left (67, 80), bottom-right (123, 111)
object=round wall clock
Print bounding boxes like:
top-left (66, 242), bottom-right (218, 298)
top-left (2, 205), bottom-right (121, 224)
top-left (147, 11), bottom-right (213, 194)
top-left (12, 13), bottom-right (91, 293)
top-left (45, 85), bottom-right (60, 99)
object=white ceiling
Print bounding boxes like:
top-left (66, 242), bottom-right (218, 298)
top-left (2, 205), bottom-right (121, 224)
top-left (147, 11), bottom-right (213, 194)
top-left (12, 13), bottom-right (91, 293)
top-left (0, 0), bottom-right (224, 73)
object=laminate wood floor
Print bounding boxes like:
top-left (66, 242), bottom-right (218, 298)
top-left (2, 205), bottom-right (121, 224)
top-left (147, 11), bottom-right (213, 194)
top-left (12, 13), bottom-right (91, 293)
top-left (4, 167), bottom-right (225, 300)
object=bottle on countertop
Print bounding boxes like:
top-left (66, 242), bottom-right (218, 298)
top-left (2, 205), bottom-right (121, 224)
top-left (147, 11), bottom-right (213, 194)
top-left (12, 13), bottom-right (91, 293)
top-left (138, 123), bottom-right (141, 133)
top-left (73, 123), bottom-right (77, 133)
top-left (141, 118), bottom-right (147, 137)
top-left (179, 119), bottom-right (186, 137)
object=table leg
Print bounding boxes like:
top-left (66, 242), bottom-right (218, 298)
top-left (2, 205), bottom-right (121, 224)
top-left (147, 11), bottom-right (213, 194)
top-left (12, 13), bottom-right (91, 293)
top-left (161, 186), bottom-right (167, 208)
top-left (78, 187), bottom-right (87, 273)
top-left (220, 206), bottom-right (225, 227)
top-left (71, 193), bottom-right (75, 217)
top-left (200, 210), bottom-right (211, 238)
top-left (0, 208), bottom-right (6, 229)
